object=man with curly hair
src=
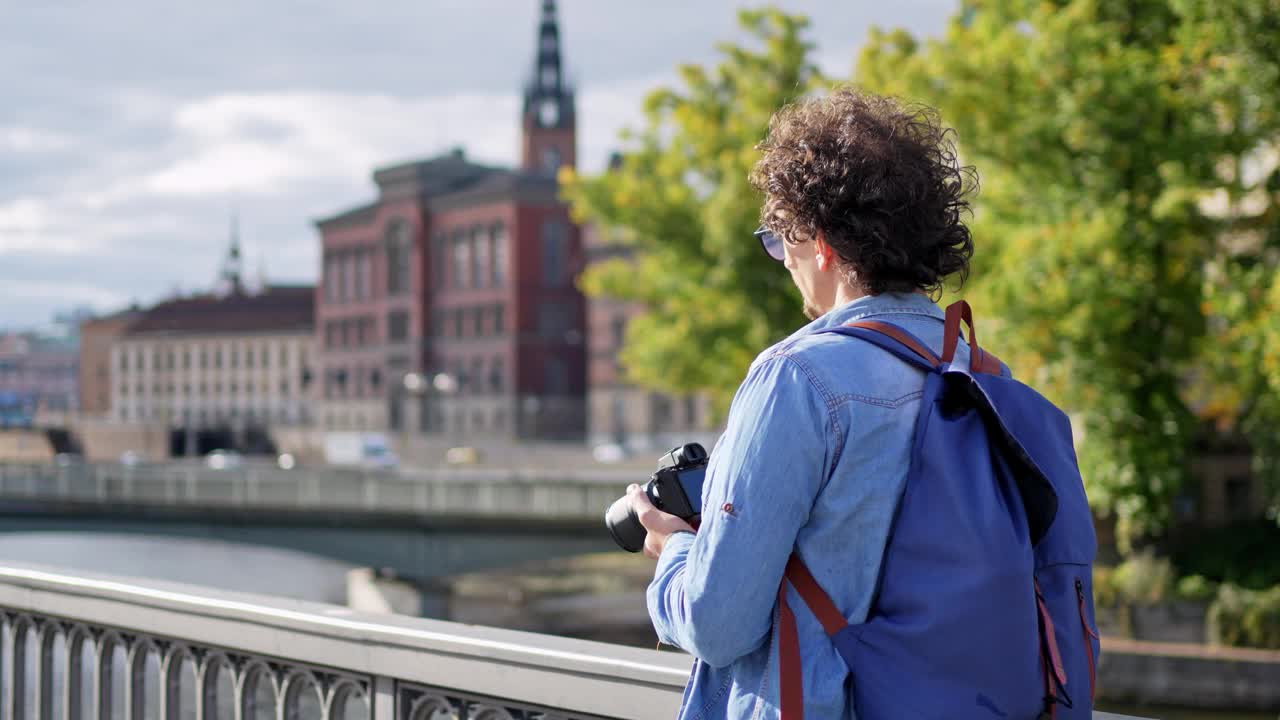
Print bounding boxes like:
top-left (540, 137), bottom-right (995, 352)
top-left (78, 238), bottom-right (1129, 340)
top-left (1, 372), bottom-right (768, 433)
top-left (626, 88), bottom-right (981, 718)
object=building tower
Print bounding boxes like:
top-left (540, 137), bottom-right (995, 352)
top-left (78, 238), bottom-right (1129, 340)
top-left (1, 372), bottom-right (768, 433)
top-left (217, 212), bottom-right (244, 297)
top-left (521, 0), bottom-right (576, 176)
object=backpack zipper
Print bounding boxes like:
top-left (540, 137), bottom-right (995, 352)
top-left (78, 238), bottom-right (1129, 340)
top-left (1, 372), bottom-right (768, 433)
top-left (1075, 578), bottom-right (1099, 700)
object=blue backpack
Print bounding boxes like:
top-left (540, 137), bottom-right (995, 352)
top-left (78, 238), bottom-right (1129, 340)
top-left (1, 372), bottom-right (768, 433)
top-left (777, 301), bottom-right (1100, 719)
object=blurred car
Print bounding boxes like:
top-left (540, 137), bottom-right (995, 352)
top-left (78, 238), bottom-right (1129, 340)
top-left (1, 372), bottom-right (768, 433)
top-left (204, 449), bottom-right (244, 470)
top-left (53, 452), bottom-right (84, 467)
top-left (445, 446), bottom-right (482, 466)
top-left (591, 443), bottom-right (628, 464)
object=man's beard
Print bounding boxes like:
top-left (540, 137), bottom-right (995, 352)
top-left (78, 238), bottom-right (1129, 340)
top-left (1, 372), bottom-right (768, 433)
top-left (803, 302), bottom-right (824, 320)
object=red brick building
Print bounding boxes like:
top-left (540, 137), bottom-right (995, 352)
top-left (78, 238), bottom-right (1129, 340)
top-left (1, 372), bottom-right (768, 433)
top-left (314, 0), bottom-right (585, 440)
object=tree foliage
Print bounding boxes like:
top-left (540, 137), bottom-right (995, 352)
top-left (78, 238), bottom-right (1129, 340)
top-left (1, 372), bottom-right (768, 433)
top-left (565, 2), bottom-right (1280, 540)
top-left (561, 10), bottom-right (824, 415)
top-left (856, 0), bottom-right (1280, 538)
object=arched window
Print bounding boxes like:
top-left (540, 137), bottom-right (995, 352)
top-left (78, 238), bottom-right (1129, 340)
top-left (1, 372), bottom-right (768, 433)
top-left (385, 221), bottom-right (412, 296)
top-left (541, 220), bottom-right (567, 287)
top-left (471, 225), bottom-right (487, 288)
top-left (452, 229), bottom-right (469, 289)
top-left (491, 223), bottom-right (508, 286)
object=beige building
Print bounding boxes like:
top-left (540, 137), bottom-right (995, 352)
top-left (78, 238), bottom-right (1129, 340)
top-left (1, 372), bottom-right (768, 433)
top-left (110, 285), bottom-right (315, 455)
top-left (79, 309), bottom-right (141, 417)
top-left (582, 223), bottom-right (716, 452)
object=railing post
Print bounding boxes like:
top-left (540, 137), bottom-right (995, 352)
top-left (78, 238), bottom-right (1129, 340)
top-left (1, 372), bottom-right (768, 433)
top-left (372, 675), bottom-right (395, 720)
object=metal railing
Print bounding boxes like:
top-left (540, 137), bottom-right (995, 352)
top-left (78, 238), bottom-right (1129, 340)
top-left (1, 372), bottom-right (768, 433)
top-left (0, 562), bottom-right (690, 719)
top-left (0, 462), bottom-right (629, 524)
top-left (0, 563), bottom-right (1149, 719)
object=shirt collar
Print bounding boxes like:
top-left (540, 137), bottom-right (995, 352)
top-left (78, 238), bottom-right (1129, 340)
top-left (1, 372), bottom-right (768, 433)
top-left (794, 292), bottom-right (945, 338)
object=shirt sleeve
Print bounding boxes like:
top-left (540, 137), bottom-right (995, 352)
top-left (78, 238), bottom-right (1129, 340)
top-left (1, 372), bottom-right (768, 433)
top-left (646, 354), bottom-right (832, 668)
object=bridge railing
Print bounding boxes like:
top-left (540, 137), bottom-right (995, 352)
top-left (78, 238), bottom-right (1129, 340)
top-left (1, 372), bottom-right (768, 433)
top-left (0, 562), bottom-right (690, 719)
top-left (0, 563), bottom-right (1146, 720)
top-left (0, 462), bottom-right (630, 523)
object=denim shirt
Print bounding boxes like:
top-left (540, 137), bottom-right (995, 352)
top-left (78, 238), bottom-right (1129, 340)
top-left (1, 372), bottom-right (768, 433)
top-left (648, 292), bottom-right (976, 720)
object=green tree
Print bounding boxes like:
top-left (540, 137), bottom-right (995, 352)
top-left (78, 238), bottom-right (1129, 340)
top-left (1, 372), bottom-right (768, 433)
top-left (856, 0), bottom-right (1280, 538)
top-left (562, 9), bottom-right (824, 415)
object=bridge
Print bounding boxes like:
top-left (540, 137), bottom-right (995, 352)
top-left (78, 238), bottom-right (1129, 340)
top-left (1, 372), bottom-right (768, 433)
top-left (0, 561), bottom-right (1144, 719)
top-left (0, 462), bottom-right (631, 583)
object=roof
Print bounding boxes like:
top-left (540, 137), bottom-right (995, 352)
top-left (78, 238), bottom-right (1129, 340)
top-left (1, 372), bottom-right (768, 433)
top-left (428, 170), bottom-right (562, 212)
top-left (125, 285), bottom-right (314, 337)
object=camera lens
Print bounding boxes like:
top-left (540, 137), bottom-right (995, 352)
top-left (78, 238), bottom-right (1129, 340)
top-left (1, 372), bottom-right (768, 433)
top-left (604, 494), bottom-right (647, 552)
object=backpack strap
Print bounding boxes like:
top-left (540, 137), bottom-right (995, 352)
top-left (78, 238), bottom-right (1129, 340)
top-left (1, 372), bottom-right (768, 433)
top-left (817, 321), bottom-right (940, 371)
top-left (942, 300), bottom-right (1005, 375)
top-left (778, 554), bottom-right (849, 720)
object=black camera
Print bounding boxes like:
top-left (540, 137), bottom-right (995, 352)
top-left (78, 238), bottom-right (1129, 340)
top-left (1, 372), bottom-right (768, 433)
top-left (604, 443), bottom-right (709, 552)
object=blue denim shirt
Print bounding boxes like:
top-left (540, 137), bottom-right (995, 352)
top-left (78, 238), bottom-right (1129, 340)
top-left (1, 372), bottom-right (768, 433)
top-left (648, 292), bottom-right (976, 720)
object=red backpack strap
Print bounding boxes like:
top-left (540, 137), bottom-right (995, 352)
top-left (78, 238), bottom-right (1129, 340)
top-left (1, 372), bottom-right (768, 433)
top-left (846, 321), bottom-right (942, 367)
top-left (778, 554), bottom-right (849, 720)
top-left (942, 300), bottom-right (1005, 374)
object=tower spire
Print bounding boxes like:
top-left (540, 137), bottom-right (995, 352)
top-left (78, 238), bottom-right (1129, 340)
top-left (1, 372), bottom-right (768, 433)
top-left (521, 0), bottom-right (576, 174)
top-left (217, 210), bottom-right (244, 296)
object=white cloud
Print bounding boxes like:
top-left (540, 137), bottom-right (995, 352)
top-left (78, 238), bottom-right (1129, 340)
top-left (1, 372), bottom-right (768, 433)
top-left (136, 91), bottom-right (525, 198)
top-left (1, 279), bottom-right (129, 308)
top-left (0, 126), bottom-right (73, 153)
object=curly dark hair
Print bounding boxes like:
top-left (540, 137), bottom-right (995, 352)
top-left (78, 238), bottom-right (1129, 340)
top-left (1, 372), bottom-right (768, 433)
top-left (749, 88), bottom-right (977, 296)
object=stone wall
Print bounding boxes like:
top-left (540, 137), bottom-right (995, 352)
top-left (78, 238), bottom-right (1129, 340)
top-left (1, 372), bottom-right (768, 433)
top-left (1099, 637), bottom-right (1280, 711)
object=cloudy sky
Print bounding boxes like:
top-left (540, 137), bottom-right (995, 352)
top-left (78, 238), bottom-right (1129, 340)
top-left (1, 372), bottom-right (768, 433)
top-left (0, 0), bottom-right (952, 330)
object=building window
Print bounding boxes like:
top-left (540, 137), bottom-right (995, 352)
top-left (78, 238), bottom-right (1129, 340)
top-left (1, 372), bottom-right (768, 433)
top-left (491, 223), bottom-right (508, 287)
top-left (280, 380), bottom-right (290, 396)
top-left (490, 357), bottom-right (504, 392)
top-left (474, 307), bottom-right (485, 337)
top-left (454, 309), bottom-right (464, 338)
top-left (538, 302), bottom-right (571, 338)
top-left (388, 310), bottom-right (410, 342)
top-left (545, 357), bottom-right (569, 395)
top-left (1226, 476), bottom-right (1253, 521)
top-left (230, 346), bottom-right (239, 369)
top-left (324, 253), bottom-right (337, 303)
top-left (541, 67), bottom-right (557, 90)
top-left (612, 315), bottom-right (627, 349)
top-left (452, 230), bottom-right (468, 289)
top-left (355, 249), bottom-right (370, 299)
top-left (246, 347), bottom-right (255, 368)
top-left (494, 305), bottom-right (505, 335)
top-left (386, 221), bottom-right (412, 296)
top-left (685, 396), bottom-right (698, 428)
top-left (543, 146), bottom-right (561, 174)
top-left (120, 352), bottom-right (128, 371)
top-left (167, 351), bottom-right (175, 370)
top-left (471, 226), bottom-right (487, 288)
top-left (183, 350), bottom-right (191, 369)
top-left (215, 349), bottom-right (223, 369)
top-left (541, 220), bottom-right (567, 286)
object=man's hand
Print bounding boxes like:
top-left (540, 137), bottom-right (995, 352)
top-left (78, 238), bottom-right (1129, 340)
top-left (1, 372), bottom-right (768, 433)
top-left (627, 484), bottom-right (696, 559)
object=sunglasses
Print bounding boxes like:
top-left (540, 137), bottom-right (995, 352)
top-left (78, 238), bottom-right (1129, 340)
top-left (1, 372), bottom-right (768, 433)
top-left (754, 226), bottom-right (785, 261)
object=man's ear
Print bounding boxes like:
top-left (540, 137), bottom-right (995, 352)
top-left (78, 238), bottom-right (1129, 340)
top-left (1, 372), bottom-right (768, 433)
top-left (814, 231), bottom-right (832, 272)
